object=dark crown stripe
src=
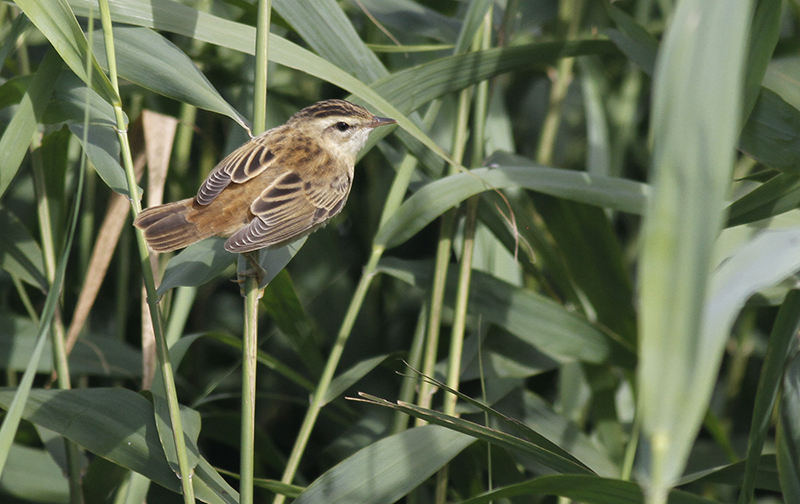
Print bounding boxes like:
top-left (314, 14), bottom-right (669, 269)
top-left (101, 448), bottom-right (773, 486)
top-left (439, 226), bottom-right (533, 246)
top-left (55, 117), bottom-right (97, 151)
top-left (294, 100), bottom-right (369, 120)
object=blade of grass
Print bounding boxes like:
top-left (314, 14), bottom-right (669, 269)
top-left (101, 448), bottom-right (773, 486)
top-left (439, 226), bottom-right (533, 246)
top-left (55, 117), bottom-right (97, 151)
top-left (0, 208), bottom-right (47, 290)
top-left (374, 165), bottom-right (648, 250)
top-left (738, 291), bottom-right (800, 503)
top-left (458, 474), bottom-right (721, 504)
top-left (399, 364), bottom-right (616, 475)
top-left (273, 0), bottom-right (386, 83)
top-left (13, 0), bottom-right (117, 103)
top-left (0, 50), bottom-right (60, 199)
top-left (292, 425), bottom-right (474, 504)
top-left (378, 258), bottom-right (636, 368)
top-left (636, 1), bottom-right (755, 501)
top-left (353, 393), bottom-right (592, 475)
top-left (777, 352), bottom-right (800, 502)
top-left (91, 25), bottom-right (249, 131)
top-left (69, 0), bottom-right (616, 174)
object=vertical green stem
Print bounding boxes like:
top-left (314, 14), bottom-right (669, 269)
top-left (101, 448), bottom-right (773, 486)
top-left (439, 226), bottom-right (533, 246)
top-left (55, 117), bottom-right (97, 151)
top-left (95, 1), bottom-right (195, 502)
top-left (272, 247), bottom-right (384, 504)
top-left (240, 2), bottom-right (271, 501)
top-left (415, 210), bottom-right (455, 420)
top-left (442, 12), bottom-right (492, 418)
top-left (252, 0), bottom-right (271, 135)
top-left (239, 274), bottom-right (260, 504)
top-left (536, 0), bottom-right (584, 166)
top-left (391, 305), bottom-right (428, 435)
top-left (436, 14), bottom-right (493, 504)
top-left (416, 89), bottom-right (472, 425)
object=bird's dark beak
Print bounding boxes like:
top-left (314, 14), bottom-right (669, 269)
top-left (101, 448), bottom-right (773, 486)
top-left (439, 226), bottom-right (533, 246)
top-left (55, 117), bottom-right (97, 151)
top-left (370, 116), bottom-right (397, 128)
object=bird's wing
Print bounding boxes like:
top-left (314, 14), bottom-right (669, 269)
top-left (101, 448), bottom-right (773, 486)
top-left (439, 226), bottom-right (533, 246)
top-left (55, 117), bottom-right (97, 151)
top-left (223, 170), bottom-right (351, 253)
top-left (196, 133), bottom-right (279, 205)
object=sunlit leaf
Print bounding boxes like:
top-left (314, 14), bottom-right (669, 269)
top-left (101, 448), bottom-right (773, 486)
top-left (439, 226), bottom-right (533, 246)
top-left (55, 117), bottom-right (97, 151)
top-left (92, 25), bottom-right (249, 131)
top-left (375, 165), bottom-right (647, 249)
top-left (14, 0), bottom-right (117, 103)
top-left (294, 425), bottom-right (474, 504)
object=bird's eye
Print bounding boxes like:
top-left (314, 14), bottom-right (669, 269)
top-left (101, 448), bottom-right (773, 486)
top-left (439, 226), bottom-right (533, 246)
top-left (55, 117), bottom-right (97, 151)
top-left (334, 122), bottom-right (350, 132)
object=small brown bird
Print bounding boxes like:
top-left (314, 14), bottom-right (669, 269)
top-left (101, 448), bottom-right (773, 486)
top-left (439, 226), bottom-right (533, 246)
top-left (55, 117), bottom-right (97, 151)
top-left (134, 100), bottom-right (396, 253)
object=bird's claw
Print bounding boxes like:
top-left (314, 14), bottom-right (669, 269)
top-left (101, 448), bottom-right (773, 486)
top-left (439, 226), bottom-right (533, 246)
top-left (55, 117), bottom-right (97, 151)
top-left (236, 253), bottom-right (266, 297)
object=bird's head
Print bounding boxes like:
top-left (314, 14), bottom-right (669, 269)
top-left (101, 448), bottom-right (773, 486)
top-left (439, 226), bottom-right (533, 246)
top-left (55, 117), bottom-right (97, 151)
top-left (289, 99), bottom-right (396, 158)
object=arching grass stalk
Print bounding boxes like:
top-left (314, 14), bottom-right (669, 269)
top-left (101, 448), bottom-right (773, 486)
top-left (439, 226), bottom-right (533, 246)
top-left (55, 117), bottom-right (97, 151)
top-left (95, 0), bottom-right (195, 501)
top-left (239, 1), bottom-right (271, 502)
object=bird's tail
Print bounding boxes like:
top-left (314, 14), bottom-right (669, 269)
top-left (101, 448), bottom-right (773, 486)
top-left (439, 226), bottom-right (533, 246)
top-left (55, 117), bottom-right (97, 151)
top-left (133, 198), bottom-right (211, 252)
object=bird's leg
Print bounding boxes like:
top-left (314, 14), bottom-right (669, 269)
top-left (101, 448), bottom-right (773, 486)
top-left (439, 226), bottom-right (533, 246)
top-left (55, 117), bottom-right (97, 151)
top-left (236, 251), bottom-right (266, 297)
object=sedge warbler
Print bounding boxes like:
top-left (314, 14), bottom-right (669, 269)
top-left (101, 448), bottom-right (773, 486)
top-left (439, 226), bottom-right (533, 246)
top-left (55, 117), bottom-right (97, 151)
top-left (134, 99), bottom-right (396, 253)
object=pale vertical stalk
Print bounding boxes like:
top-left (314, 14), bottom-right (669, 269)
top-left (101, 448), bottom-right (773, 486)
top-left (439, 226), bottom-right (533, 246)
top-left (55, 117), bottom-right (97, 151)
top-left (536, 0), bottom-right (584, 166)
top-left (391, 305), bottom-right (428, 435)
top-left (415, 210), bottom-right (454, 422)
top-left (252, 0), bottom-right (271, 134)
top-left (239, 274), bottom-right (260, 504)
top-left (431, 77), bottom-right (473, 504)
top-left (416, 89), bottom-right (472, 427)
top-left (436, 14), bottom-right (492, 504)
top-left (95, 1), bottom-right (195, 501)
top-left (443, 12), bottom-right (492, 418)
top-left (240, 2), bottom-right (271, 501)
